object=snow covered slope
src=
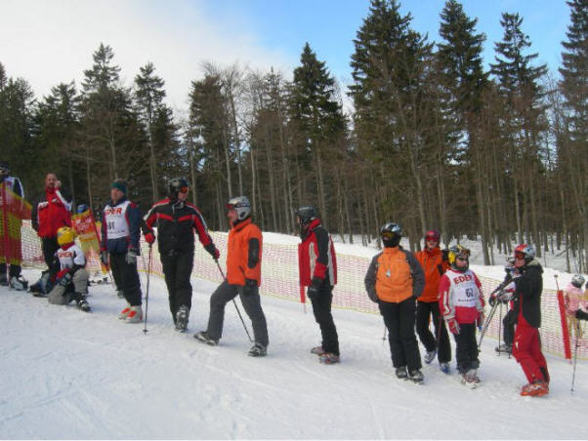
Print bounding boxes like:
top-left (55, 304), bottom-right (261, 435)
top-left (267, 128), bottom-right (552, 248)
top-left (1, 268), bottom-right (586, 439)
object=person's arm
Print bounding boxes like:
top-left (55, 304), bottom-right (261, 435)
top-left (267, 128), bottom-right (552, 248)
top-left (126, 203), bottom-right (141, 251)
top-left (191, 206), bottom-right (218, 259)
top-left (405, 250), bottom-right (425, 298)
top-left (364, 254), bottom-right (380, 303)
top-left (312, 226), bottom-right (330, 282)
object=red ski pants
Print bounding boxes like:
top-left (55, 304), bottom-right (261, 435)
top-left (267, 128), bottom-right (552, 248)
top-left (513, 323), bottom-right (549, 383)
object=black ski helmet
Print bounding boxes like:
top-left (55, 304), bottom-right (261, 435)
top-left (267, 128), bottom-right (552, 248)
top-left (0, 161), bottom-right (9, 176)
top-left (295, 206), bottom-right (318, 226)
top-left (448, 245), bottom-right (470, 272)
top-left (380, 222), bottom-right (402, 247)
top-left (168, 177), bottom-right (189, 200)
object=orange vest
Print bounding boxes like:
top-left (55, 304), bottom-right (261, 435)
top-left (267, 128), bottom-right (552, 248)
top-left (226, 218), bottom-right (262, 286)
top-left (415, 247), bottom-right (448, 302)
top-left (375, 247), bottom-right (413, 303)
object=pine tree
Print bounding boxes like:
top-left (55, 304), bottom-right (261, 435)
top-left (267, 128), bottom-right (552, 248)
top-left (491, 12), bottom-right (548, 253)
top-left (134, 62), bottom-right (173, 201)
top-left (349, 0), bottom-right (433, 243)
top-left (558, 0), bottom-right (588, 270)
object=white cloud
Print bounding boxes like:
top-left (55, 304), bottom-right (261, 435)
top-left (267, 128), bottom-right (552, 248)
top-left (0, 0), bottom-right (295, 112)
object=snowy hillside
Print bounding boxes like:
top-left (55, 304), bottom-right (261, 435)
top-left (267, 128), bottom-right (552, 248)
top-left (1, 264), bottom-right (587, 439)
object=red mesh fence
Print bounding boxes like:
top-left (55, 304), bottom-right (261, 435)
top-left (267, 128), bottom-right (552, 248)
top-left (13, 221), bottom-right (588, 361)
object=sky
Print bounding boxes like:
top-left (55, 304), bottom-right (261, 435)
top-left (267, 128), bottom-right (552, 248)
top-left (0, 0), bottom-right (572, 115)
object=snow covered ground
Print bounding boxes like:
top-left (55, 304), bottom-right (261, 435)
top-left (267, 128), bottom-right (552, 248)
top-left (1, 265), bottom-right (587, 439)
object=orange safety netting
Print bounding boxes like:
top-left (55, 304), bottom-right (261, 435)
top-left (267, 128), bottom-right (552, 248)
top-left (13, 221), bottom-right (587, 361)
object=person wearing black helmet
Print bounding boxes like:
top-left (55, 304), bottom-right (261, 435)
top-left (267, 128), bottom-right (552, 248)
top-left (365, 223), bottom-right (425, 382)
top-left (511, 244), bottom-right (549, 397)
top-left (296, 206), bottom-right (340, 364)
top-left (0, 160), bottom-right (27, 289)
top-left (195, 196), bottom-right (269, 357)
top-left (144, 177), bottom-right (219, 332)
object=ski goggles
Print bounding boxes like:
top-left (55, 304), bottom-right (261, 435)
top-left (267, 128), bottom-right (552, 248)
top-left (177, 185), bottom-right (189, 193)
top-left (514, 251), bottom-right (526, 259)
top-left (381, 231), bottom-right (399, 240)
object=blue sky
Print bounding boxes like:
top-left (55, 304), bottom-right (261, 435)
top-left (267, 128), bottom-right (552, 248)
top-left (200, 0), bottom-right (570, 83)
top-left (0, 0), bottom-right (572, 111)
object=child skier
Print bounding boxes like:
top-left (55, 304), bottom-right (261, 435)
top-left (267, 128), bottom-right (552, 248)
top-left (47, 226), bottom-right (91, 312)
top-left (564, 274), bottom-right (587, 339)
top-left (439, 245), bottom-right (485, 387)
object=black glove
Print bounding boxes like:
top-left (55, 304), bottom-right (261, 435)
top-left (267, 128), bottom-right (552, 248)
top-left (205, 243), bottom-right (220, 260)
top-left (59, 272), bottom-right (73, 287)
top-left (489, 294), bottom-right (497, 307)
top-left (307, 277), bottom-right (322, 301)
top-left (441, 249), bottom-right (449, 262)
top-left (100, 251), bottom-right (109, 267)
top-left (243, 278), bottom-right (257, 296)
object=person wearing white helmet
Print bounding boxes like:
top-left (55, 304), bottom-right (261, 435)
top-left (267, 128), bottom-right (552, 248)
top-left (195, 196), bottom-right (269, 357)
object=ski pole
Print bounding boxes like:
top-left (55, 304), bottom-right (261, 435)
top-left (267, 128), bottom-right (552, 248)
top-left (478, 297), bottom-right (500, 349)
top-left (497, 302), bottom-right (503, 356)
top-left (571, 321), bottom-right (581, 392)
top-left (215, 260), bottom-right (253, 342)
top-left (143, 246), bottom-right (152, 335)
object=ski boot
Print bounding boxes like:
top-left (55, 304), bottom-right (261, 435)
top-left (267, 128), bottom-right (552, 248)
top-left (395, 366), bottom-right (408, 380)
top-left (424, 349), bottom-right (437, 364)
top-left (310, 345), bottom-right (325, 355)
top-left (194, 331), bottom-right (218, 346)
top-left (495, 343), bottom-right (512, 354)
top-left (175, 305), bottom-right (190, 332)
top-left (248, 343), bottom-right (267, 357)
top-left (439, 362), bottom-right (450, 374)
top-left (408, 369), bottom-right (424, 384)
top-left (76, 294), bottom-right (91, 312)
top-left (9, 275), bottom-right (28, 291)
top-left (119, 305), bottom-right (131, 320)
top-left (520, 380), bottom-right (548, 397)
top-left (319, 353), bottom-right (340, 364)
top-left (126, 306), bottom-right (143, 323)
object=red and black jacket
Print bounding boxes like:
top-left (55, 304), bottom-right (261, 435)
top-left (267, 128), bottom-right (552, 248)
top-left (144, 198), bottom-right (214, 255)
top-left (514, 259), bottom-right (543, 328)
top-left (298, 219), bottom-right (337, 288)
top-left (31, 186), bottom-right (72, 238)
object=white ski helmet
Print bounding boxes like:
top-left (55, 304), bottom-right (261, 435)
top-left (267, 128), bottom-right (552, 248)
top-left (226, 196), bottom-right (251, 221)
top-left (571, 274), bottom-right (586, 289)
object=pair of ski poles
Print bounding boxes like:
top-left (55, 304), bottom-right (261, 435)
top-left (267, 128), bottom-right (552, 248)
top-left (140, 249), bottom-right (252, 343)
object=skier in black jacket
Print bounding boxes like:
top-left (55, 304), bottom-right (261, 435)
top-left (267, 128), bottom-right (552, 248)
top-left (144, 178), bottom-right (219, 332)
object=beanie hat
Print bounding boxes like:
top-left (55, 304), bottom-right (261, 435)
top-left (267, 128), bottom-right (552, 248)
top-left (111, 179), bottom-right (127, 194)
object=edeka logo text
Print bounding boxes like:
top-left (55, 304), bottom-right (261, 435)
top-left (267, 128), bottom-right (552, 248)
top-left (452, 273), bottom-right (473, 284)
top-left (105, 207), bottom-right (123, 216)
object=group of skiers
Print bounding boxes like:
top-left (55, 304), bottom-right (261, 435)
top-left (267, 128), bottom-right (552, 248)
top-left (2, 161), bottom-right (588, 396)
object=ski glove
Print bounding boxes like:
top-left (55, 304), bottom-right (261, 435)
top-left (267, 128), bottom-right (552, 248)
top-left (126, 249), bottom-right (138, 265)
top-left (205, 243), bottom-right (220, 260)
top-left (447, 318), bottom-right (460, 335)
top-left (307, 277), bottom-right (322, 301)
top-left (243, 278), bottom-right (257, 296)
top-left (144, 232), bottom-right (155, 246)
top-left (58, 271), bottom-right (73, 287)
top-left (489, 294), bottom-right (497, 307)
top-left (100, 251), bottom-right (109, 267)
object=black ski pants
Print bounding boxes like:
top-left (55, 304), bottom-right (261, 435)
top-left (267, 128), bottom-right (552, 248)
top-left (503, 308), bottom-right (517, 346)
top-left (309, 285), bottom-right (340, 356)
top-left (379, 297), bottom-right (422, 371)
top-left (0, 263), bottom-right (21, 277)
top-left (206, 280), bottom-right (269, 347)
top-left (109, 252), bottom-right (142, 307)
top-left (453, 323), bottom-right (480, 374)
top-left (41, 236), bottom-right (59, 269)
top-left (416, 300), bottom-right (451, 363)
top-left (161, 250), bottom-right (194, 321)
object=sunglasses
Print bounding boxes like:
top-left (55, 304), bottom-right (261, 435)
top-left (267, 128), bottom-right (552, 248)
top-left (515, 252), bottom-right (525, 259)
top-left (178, 186), bottom-right (189, 193)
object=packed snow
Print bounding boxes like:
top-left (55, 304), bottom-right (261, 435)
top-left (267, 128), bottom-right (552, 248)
top-left (1, 234), bottom-right (587, 439)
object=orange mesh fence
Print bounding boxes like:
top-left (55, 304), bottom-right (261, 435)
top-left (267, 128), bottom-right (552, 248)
top-left (13, 221), bottom-right (588, 360)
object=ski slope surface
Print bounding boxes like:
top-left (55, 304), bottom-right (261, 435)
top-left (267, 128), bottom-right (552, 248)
top-left (1, 238), bottom-right (587, 439)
